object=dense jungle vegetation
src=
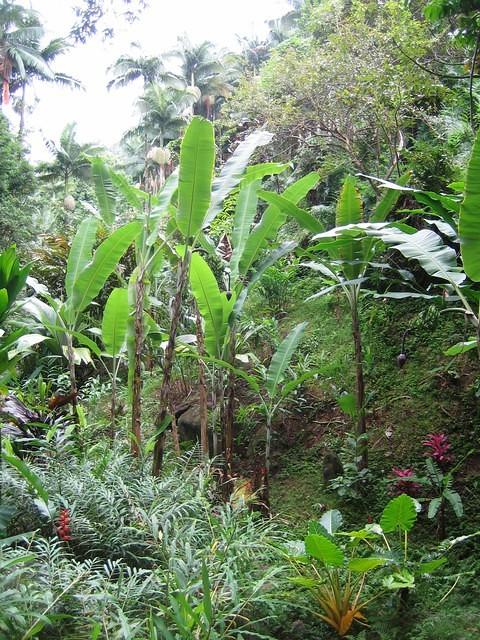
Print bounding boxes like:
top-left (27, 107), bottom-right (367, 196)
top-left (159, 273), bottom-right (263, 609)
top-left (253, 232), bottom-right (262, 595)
top-left (1, 0), bottom-right (480, 638)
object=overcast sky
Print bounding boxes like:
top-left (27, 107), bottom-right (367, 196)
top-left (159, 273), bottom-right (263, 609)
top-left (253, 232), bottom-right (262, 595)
top-left (9, 0), bottom-right (289, 161)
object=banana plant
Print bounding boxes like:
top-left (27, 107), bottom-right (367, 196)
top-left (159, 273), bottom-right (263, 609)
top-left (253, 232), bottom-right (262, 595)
top-left (151, 119), bottom-right (313, 474)
top-left (98, 287), bottom-right (129, 438)
top-left (302, 176), bottom-right (407, 470)
top-left (24, 217), bottom-right (141, 418)
top-left (189, 168), bottom-right (323, 469)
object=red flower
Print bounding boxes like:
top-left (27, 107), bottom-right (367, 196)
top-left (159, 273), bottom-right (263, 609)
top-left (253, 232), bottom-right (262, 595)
top-left (57, 508), bottom-right (72, 542)
top-left (423, 433), bottom-right (453, 464)
top-left (391, 467), bottom-right (421, 496)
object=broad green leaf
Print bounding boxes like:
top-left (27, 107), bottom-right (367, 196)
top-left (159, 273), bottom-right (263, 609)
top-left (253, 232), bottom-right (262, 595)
top-left (336, 176), bottom-right (362, 227)
top-left (289, 576), bottom-right (318, 588)
top-left (380, 494), bottom-right (417, 533)
top-left (383, 570), bottom-right (415, 590)
top-left (70, 221), bottom-right (142, 317)
top-left (230, 180), bottom-right (260, 280)
top-left (239, 173), bottom-right (319, 276)
top-left (417, 557), bottom-right (447, 574)
top-left (445, 339), bottom-right (478, 356)
top-left (371, 172), bottom-right (410, 222)
top-left (320, 509), bottom-right (343, 535)
top-left (102, 288), bottom-right (129, 357)
top-left (305, 533), bottom-right (344, 566)
top-left (338, 393), bottom-right (357, 417)
top-left (204, 130), bottom-right (273, 226)
top-left (109, 169), bottom-right (147, 210)
top-left (349, 557), bottom-right (386, 572)
top-left (65, 217), bottom-right (99, 298)
top-left (189, 252), bottom-right (234, 358)
top-left (176, 117), bottom-right (215, 239)
top-left (444, 489), bottom-right (463, 518)
top-left (460, 129), bottom-right (480, 280)
top-left (91, 157), bottom-right (116, 225)
top-left (266, 322), bottom-right (307, 398)
top-left (335, 176), bottom-right (364, 279)
top-left (243, 161), bottom-right (290, 185)
top-left (257, 190), bottom-right (324, 233)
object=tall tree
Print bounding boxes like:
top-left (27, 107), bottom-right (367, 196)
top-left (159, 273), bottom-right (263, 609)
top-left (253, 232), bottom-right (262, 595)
top-left (0, 0), bottom-right (53, 105)
top-left (107, 50), bottom-right (167, 90)
top-left (167, 36), bottom-right (233, 119)
top-left (38, 122), bottom-right (102, 196)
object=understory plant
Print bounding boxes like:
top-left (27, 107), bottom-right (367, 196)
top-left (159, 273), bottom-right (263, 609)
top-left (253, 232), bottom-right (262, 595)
top-left (285, 494), bottom-right (471, 638)
top-left (0, 445), bottom-right (287, 639)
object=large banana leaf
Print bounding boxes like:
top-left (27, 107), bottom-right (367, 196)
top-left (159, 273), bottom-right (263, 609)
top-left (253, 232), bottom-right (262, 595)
top-left (335, 176), bottom-right (364, 280)
top-left (230, 180), bottom-right (260, 280)
top-left (204, 130), bottom-right (273, 227)
top-left (70, 221), bottom-right (142, 318)
top-left (91, 157), bottom-right (116, 225)
top-left (266, 321), bottom-right (307, 399)
top-left (459, 130), bottom-right (480, 281)
top-left (109, 170), bottom-right (148, 210)
top-left (239, 173), bottom-right (320, 277)
top-left (242, 162), bottom-right (290, 185)
top-left (147, 171), bottom-right (179, 246)
top-left (257, 191), bottom-right (324, 233)
top-left (176, 117), bottom-right (215, 239)
top-left (65, 217), bottom-right (99, 298)
top-left (189, 252), bottom-right (234, 357)
top-left (377, 227), bottom-right (465, 285)
top-left (102, 288), bottom-right (129, 357)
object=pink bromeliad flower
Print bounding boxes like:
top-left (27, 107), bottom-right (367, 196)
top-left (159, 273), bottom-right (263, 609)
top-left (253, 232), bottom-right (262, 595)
top-left (423, 432), bottom-right (453, 464)
top-left (391, 467), bottom-right (421, 496)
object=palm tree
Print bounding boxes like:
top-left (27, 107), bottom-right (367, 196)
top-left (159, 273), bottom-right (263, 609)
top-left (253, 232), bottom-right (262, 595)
top-left (10, 37), bottom-right (82, 135)
top-left (38, 122), bottom-right (102, 196)
top-left (0, 0), bottom-right (53, 105)
top-left (167, 36), bottom-right (233, 119)
top-left (107, 47), bottom-right (172, 90)
top-left (123, 84), bottom-right (194, 190)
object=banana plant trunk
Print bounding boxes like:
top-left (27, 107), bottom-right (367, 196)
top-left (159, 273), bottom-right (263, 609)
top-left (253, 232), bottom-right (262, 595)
top-left (131, 273), bottom-right (145, 457)
top-left (195, 304), bottom-right (209, 460)
top-left (110, 358), bottom-right (117, 440)
top-left (65, 334), bottom-right (78, 414)
top-left (223, 327), bottom-right (236, 473)
top-left (351, 300), bottom-right (367, 470)
top-left (152, 250), bottom-right (191, 475)
top-left (263, 412), bottom-right (273, 509)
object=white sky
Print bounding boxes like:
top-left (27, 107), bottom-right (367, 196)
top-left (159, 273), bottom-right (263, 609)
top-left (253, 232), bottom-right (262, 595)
top-left (9, 0), bottom-right (289, 161)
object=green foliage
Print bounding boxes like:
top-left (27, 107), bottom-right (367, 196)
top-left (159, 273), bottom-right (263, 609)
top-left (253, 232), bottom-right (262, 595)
top-left (0, 114), bottom-right (36, 249)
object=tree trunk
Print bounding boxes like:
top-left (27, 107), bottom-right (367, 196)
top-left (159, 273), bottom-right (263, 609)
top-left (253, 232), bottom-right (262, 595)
top-left (263, 412), bottom-right (272, 509)
top-left (223, 327), bottom-right (236, 473)
top-left (18, 82), bottom-right (26, 138)
top-left (195, 305), bottom-right (209, 460)
top-left (131, 273), bottom-right (145, 457)
top-left (351, 301), bottom-right (367, 470)
top-left (152, 250), bottom-right (191, 475)
top-left (109, 358), bottom-right (117, 440)
top-left (66, 334), bottom-right (78, 413)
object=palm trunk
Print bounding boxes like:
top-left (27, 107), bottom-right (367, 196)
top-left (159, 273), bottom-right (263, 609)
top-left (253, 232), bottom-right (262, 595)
top-left (18, 82), bottom-right (26, 138)
top-left (351, 301), bottom-right (367, 470)
top-left (131, 273), bottom-right (145, 457)
top-left (152, 250), bottom-right (191, 475)
top-left (195, 305), bottom-right (209, 460)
